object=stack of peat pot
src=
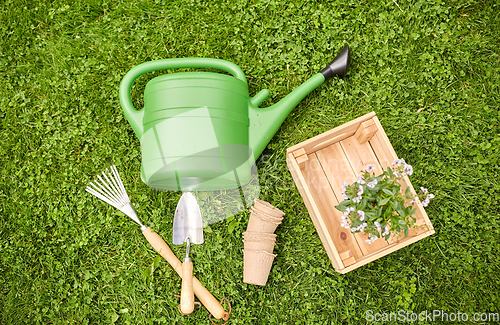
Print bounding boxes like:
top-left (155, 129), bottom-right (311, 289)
top-left (243, 200), bottom-right (285, 285)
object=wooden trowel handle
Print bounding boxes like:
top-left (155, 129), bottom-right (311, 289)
top-left (180, 261), bottom-right (194, 314)
top-left (142, 227), bottom-right (228, 320)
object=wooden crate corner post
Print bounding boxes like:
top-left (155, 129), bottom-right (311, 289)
top-left (354, 119), bottom-right (378, 144)
top-left (292, 148), bottom-right (309, 169)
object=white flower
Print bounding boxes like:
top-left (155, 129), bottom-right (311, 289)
top-left (358, 210), bottom-right (365, 221)
top-left (420, 187), bottom-right (428, 193)
top-left (429, 193), bottom-right (435, 199)
top-left (367, 180), bottom-right (378, 188)
top-left (366, 233), bottom-right (379, 244)
top-left (404, 164), bottom-right (413, 176)
top-left (374, 221), bottom-right (381, 231)
top-left (392, 158), bottom-right (405, 165)
top-left (422, 199), bottom-right (430, 207)
top-left (410, 198), bottom-right (417, 204)
top-left (352, 196), bottom-right (362, 203)
top-left (347, 207), bottom-right (355, 213)
top-left (357, 185), bottom-right (364, 196)
top-left (356, 176), bottom-right (365, 184)
top-left (341, 182), bottom-right (350, 199)
top-left (359, 222), bottom-right (368, 232)
top-left (365, 165), bottom-right (375, 172)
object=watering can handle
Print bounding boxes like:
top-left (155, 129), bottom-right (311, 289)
top-left (119, 58), bottom-right (248, 138)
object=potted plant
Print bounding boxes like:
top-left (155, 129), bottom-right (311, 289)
top-left (335, 159), bottom-right (435, 244)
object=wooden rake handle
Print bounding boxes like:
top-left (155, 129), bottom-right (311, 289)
top-left (142, 227), bottom-right (229, 321)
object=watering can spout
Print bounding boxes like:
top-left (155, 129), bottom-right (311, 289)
top-left (248, 44), bottom-right (350, 158)
top-left (320, 44), bottom-right (350, 79)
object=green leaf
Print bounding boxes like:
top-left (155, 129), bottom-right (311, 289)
top-left (382, 188), bottom-right (393, 196)
top-left (405, 186), bottom-right (411, 196)
top-left (359, 198), bottom-right (368, 210)
top-left (153, 255), bottom-right (161, 269)
top-left (227, 219), bottom-right (238, 234)
top-left (110, 313), bottom-right (120, 323)
top-left (142, 266), bottom-right (152, 279)
top-left (335, 204), bottom-right (346, 212)
top-left (379, 198), bottom-right (390, 205)
top-left (404, 226), bottom-right (409, 238)
top-left (365, 210), bottom-right (377, 218)
top-left (335, 200), bottom-right (351, 212)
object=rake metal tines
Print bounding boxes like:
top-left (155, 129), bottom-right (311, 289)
top-left (86, 165), bottom-right (146, 230)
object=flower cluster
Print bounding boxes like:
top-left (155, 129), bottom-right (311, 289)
top-left (391, 158), bottom-right (414, 178)
top-left (336, 159), bottom-right (434, 244)
top-left (420, 187), bottom-right (435, 207)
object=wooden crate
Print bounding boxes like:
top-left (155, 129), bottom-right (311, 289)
top-left (286, 112), bottom-right (435, 274)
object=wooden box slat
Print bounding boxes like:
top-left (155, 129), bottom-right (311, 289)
top-left (315, 144), bottom-right (386, 255)
top-left (287, 112), bottom-right (376, 155)
top-left (303, 153), bottom-right (364, 260)
top-left (286, 154), bottom-right (344, 270)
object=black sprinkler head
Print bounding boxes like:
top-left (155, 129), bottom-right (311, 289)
top-left (320, 44), bottom-right (350, 79)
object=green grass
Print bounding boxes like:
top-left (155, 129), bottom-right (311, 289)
top-left (1, 0), bottom-right (499, 324)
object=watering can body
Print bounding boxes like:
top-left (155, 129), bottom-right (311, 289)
top-left (120, 46), bottom-right (349, 191)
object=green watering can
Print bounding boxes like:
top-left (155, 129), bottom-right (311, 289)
top-left (120, 45), bottom-right (350, 191)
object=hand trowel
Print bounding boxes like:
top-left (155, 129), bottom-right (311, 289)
top-left (173, 192), bottom-right (204, 315)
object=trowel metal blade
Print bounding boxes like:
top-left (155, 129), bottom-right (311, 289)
top-left (172, 192), bottom-right (204, 245)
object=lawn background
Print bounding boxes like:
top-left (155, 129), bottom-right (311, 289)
top-left (1, 0), bottom-right (499, 324)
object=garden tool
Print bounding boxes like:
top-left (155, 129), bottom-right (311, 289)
top-left (119, 44), bottom-right (350, 192)
top-left (172, 192), bottom-right (204, 315)
top-left (85, 165), bottom-right (230, 322)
